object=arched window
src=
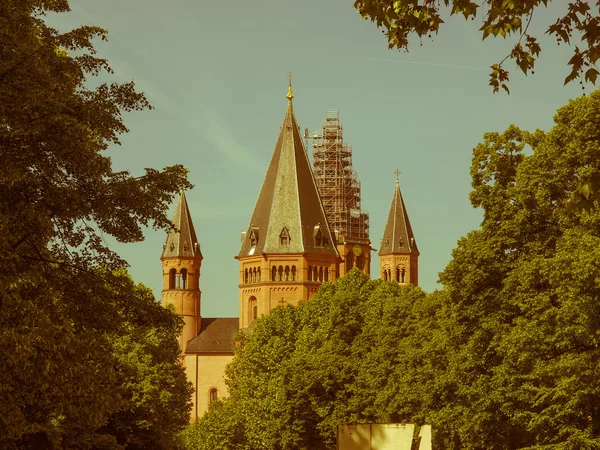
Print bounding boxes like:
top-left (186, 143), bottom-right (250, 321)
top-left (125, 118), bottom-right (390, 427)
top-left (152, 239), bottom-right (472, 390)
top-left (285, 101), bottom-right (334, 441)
top-left (346, 253), bottom-right (354, 272)
top-left (324, 267), bottom-right (329, 282)
top-left (285, 266), bottom-right (290, 281)
top-left (244, 268), bottom-right (249, 284)
top-left (318, 267), bottom-right (323, 282)
top-left (291, 266), bottom-right (296, 281)
top-left (308, 266), bottom-right (312, 281)
top-left (383, 270), bottom-right (388, 281)
top-left (278, 266), bottom-right (283, 281)
top-left (252, 268), bottom-right (256, 283)
top-left (209, 388), bottom-right (218, 405)
top-left (313, 266), bottom-right (318, 281)
top-left (388, 269), bottom-right (392, 280)
top-left (272, 266), bottom-right (277, 281)
top-left (356, 255), bottom-right (364, 271)
top-left (401, 268), bottom-right (406, 283)
top-left (257, 267), bottom-right (261, 282)
top-left (248, 296), bottom-right (257, 323)
top-left (180, 268), bottom-right (188, 289)
top-left (169, 268), bottom-right (176, 289)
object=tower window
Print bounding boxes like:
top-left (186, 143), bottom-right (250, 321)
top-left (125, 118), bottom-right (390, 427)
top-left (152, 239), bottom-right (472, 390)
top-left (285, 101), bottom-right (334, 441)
top-left (180, 268), bottom-right (188, 289)
top-left (169, 268), bottom-right (176, 289)
top-left (248, 296), bottom-right (257, 323)
top-left (324, 267), bottom-right (329, 282)
top-left (257, 267), bottom-right (261, 282)
top-left (272, 266), bottom-right (277, 281)
top-left (278, 266), bottom-right (283, 281)
top-left (401, 268), bottom-right (406, 283)
top-left (291, 266), bottom-right (296, 281)
top-left (308, 266), bottom-right (312, 281)
top-left (244, 269), bottom-right (249, 284)
top-left (285, 266), bottom-right (290, 281)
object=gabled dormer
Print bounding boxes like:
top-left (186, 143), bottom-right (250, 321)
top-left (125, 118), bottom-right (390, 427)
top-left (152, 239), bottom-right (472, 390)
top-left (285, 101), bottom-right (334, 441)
top-left (248, 227), bottom-right (259, 250)
top-left (279, 226), bottom-right (290, 247)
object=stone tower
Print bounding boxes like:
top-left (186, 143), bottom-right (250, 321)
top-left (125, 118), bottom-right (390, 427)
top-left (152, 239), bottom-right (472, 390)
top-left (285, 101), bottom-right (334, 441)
top-left (379, 177), bottom-right (419, 285)
top-left (161, 191), bottom-right (203, 352)
top-left (236, 76), bottom-right (340, 330)
top-left (309, 109), bottom-right (372, 277)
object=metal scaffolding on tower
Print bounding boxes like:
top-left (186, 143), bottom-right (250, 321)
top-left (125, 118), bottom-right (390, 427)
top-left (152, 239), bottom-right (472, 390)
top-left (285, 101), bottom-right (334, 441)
top-left (305, 109), bottom-right (369, 244)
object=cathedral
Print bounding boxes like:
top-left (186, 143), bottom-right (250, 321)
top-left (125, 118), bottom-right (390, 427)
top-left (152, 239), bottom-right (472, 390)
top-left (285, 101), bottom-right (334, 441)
top-left (160, 78), bottom-right (419, 422)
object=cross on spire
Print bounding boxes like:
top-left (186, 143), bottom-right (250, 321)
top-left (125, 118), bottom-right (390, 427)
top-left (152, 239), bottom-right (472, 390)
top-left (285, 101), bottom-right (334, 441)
top-left (394, 168), bottom-right (402, 185)
top-left (285, 69), bottom-right (295, 100)
top-left (285, 69), bottom-right (295, 85)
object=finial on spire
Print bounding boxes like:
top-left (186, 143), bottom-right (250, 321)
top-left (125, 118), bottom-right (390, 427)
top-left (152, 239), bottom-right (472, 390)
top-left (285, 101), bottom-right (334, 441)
top-left (394, 168), bottom-right (402, 186)
top-left (285, 69), bottom-right (295, 100)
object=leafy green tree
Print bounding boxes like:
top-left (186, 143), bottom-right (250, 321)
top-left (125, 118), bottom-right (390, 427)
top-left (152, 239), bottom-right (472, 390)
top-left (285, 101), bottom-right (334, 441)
top-left (1, 0), bottom-right (192, 447)
top-left (99, 271), bottom-right (193, 450)
top-left (431, 90), bottom-right (600, 448)
top-left (181, 271), bottom-right (430, 450)
top-left (353, 0), bottom-right (600, 94)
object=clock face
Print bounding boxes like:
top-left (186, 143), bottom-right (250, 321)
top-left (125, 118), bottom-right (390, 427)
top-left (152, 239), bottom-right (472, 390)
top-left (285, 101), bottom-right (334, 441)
top-left (352, 245), bottom-right (362, 256)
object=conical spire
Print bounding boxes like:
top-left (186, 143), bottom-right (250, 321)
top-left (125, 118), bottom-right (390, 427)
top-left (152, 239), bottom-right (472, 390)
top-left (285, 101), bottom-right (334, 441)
top-left (379, 179), bottom-right (418, 256)
top-left (238, 79), bottom-right (337, 258)
top-left (162, 191), bottom-right (202, 259)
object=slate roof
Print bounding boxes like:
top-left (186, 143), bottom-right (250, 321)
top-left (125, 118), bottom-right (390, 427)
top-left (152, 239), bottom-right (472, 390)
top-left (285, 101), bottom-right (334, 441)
top-left (378, 180), bottom-right (419, 256)
top-left (161, 191), bottom-right (202, 259)
top-left (185, 318), bottom-right (239, 353)
top-left (238, 91), bottom-right (338, 258)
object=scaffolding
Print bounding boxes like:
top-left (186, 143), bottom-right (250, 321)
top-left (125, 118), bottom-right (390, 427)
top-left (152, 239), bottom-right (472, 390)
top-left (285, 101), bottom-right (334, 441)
top-left (307, 109), bottom-right (369, 243)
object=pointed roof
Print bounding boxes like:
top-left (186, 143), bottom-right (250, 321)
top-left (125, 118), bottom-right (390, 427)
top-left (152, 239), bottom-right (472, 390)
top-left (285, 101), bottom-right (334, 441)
top-left (238, 82), bottom-right (338, 258)
top-left (161, 191), bottom-right (202, 259)
top-left (379, 180), bottom-right (419, 256)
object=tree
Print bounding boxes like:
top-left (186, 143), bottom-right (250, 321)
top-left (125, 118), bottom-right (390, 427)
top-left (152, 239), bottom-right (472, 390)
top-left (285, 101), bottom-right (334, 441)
top-left (352, 0), bottom-right (600, 94)
top-left (180, 271), bottom-right (431, 450)
top-left (99, 271), bottom-right (193, 450)
top-left (431, 90), bottom-right (600, 448)
top-left (0, 0), bottom-right (193, 446)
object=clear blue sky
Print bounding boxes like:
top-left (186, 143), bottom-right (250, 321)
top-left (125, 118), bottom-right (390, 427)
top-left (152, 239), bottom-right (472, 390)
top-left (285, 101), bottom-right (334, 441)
top-left (49, 1), bottom-right (582, 318)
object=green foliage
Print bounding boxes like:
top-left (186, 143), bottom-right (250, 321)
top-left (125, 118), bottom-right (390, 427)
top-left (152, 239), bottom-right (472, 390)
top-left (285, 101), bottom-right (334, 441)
top-left (0, 0), bottom-right (193, 447)
top-left (352, 0), bottom-right (600, 94)
top-left (180, 271), bottom-right (430, 449)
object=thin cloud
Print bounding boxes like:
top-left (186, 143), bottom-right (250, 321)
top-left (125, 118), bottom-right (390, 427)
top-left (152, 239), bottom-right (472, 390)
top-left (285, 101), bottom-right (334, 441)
top-left (361, 57), bottom-right (487, 71)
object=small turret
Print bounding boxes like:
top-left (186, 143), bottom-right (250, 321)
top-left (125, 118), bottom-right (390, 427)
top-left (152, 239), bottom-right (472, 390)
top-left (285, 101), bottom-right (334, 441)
top-left (161, 191), bottom-right (203, 352)
top-left (379, 173), bottom-right (419, 285)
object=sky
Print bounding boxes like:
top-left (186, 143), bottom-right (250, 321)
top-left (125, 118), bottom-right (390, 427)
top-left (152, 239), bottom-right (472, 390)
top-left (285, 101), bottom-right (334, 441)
top-left (48, 1), bottom-right (583, 318)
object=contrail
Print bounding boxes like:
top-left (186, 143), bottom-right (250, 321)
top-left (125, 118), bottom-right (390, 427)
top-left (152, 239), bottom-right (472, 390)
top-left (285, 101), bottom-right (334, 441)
top-left (360, 57), bottom-right (487, 71)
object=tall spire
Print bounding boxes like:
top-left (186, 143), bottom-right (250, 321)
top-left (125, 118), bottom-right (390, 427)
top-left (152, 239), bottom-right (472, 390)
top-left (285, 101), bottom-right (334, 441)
top-left (238, 75), bottom-right (337, 258)
top-left (379, 173), bottom-right (418, 256)
top-left (162, 191), bottom-right (202, 259)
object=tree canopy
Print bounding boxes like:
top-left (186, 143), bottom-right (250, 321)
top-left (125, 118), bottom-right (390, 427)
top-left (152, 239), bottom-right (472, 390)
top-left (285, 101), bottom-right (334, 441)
top-left (181, 90), bottom-right (600, 449)
top-left (1, 0), bottom-right (192, 447)
top-left (352, 0), bottom-right (600, 94)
